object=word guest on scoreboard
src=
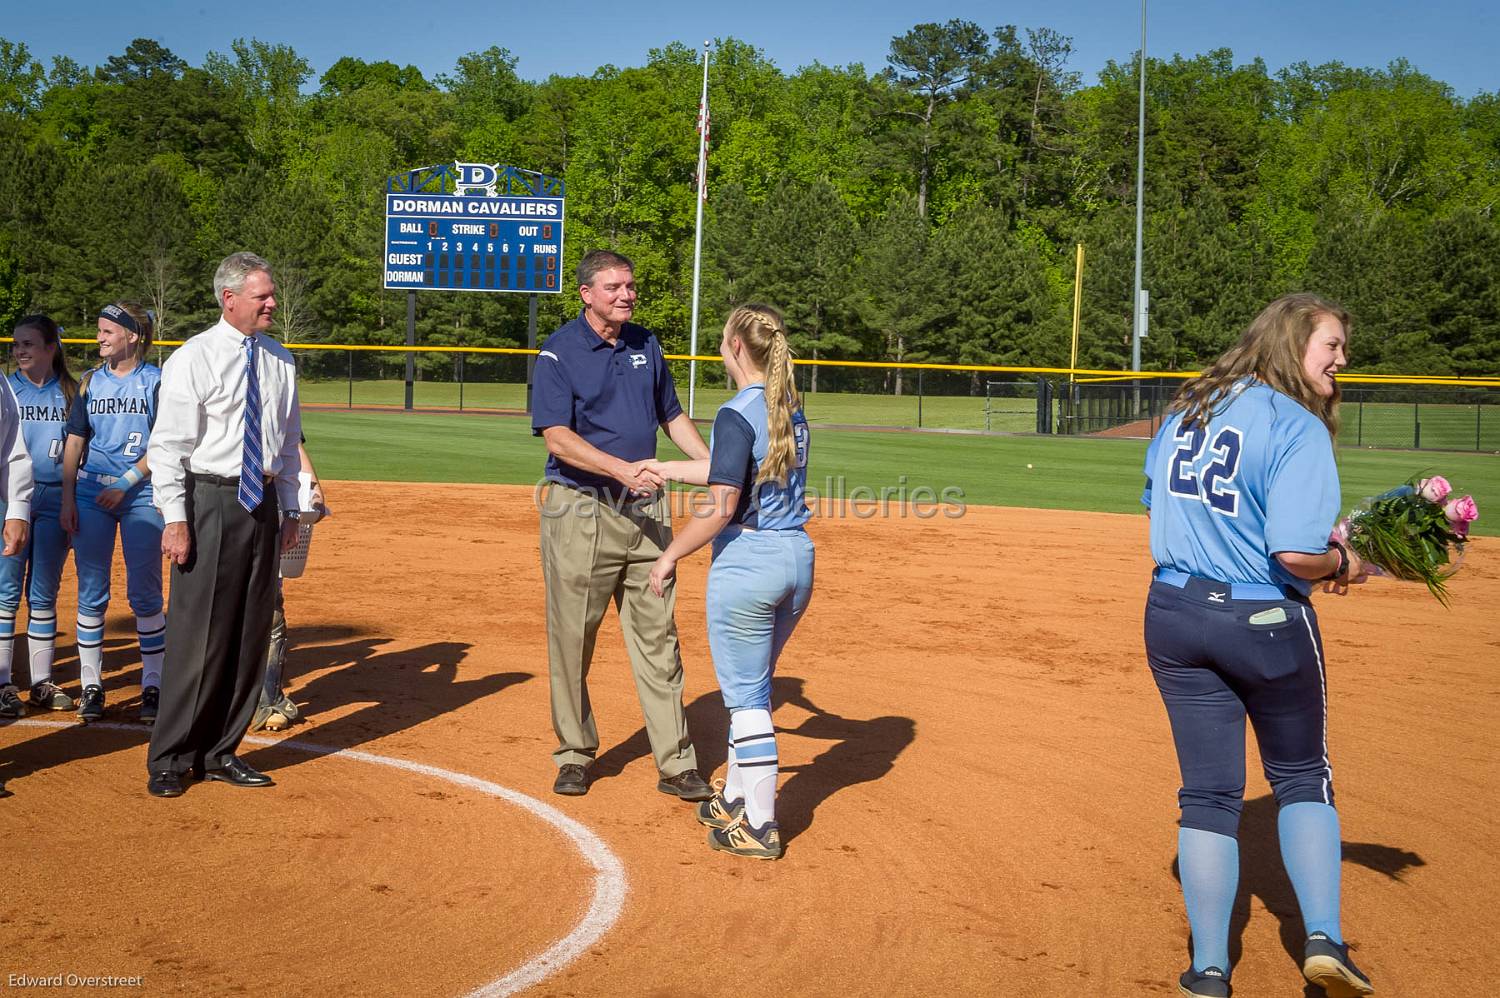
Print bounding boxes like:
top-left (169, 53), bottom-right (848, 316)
top-left (384, 192), bottom-right (565, 293)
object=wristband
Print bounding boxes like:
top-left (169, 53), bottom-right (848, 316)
top-left (1321, 540), bottom-right (1350, 581)
top-left (118, 467), bottom-right (144, 489)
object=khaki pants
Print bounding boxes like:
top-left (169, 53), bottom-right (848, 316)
top-left (539, 483), bottom-right (697, 777)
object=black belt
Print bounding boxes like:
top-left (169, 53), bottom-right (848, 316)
top-left (189, 472), bottom-right (273, 488)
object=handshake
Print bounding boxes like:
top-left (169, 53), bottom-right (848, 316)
top-left (617, 458), bottom-right (676, 496)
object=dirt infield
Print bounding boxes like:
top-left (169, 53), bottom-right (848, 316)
top-left (2, 482), bottom-right (1496, 995)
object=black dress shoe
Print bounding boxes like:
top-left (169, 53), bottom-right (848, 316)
top-left (553, 763), bottom-right (589, 796)
top-left (202, 757), bottom-right (274, 788)
top-left (147, 770), bottom-right (185, 798)
top-left (657, 768), bottom-right (712, 801)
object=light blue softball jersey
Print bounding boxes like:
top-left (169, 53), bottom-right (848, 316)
top-left (1142, 379), bottom-right (1341, 596)
top-left (10, 372), bottom-right (69, 486)
top-left (65, 363), bottom-right (162, 481)
top-left (707, 383), bottom-right (811, 530)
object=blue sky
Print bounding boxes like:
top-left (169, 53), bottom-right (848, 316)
top-left (7, 0), bottom-right (1496, 97)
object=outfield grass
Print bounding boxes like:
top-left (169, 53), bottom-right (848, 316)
top-left (300, 378), bottom-right (1043, 433)
top-left (302, 408), bottom-right (1497, 535)
top-left (302, 377), bottom-right (1500, 446)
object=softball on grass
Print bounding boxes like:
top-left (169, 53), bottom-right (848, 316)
top-left (1027, 463), bottom-right (1034, 469)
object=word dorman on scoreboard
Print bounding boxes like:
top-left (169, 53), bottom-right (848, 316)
top-left (384, 166), bottom-right (564, 293)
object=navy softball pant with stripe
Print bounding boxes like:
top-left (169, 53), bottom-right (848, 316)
top-left (1144, 576), bottom-right (1334, 839)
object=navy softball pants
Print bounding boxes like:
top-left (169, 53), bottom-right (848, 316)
top-left (1144, 576), bottom-right (1335, 838)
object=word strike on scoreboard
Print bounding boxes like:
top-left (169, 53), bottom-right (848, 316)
top-left (384, 193), bottom-right (565, 294)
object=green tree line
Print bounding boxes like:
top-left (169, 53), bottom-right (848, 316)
top-left (0, 26), bottom-right (1496, 386)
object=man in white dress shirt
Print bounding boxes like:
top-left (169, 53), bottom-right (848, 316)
top-left (144, 252), bottom-right (302, 798)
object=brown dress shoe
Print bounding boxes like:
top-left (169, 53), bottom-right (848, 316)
top-left (553, 764), bottom-right (589, 796)
top-left (657, 769), bottom-right (713, 801)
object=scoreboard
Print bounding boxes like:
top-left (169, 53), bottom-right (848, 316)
top-left (383, 193), bottom-right (565, 294)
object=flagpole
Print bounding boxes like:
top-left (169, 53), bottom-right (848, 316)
top-left (688, 40), bottom-right (711, 420)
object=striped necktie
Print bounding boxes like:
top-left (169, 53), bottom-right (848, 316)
top-left (238, 336), bottom-right (264, 512)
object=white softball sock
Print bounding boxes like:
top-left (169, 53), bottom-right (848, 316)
top-left (76, 612), bottom-right (105, 688)
top-left (136, 613), bottom-right (166, 689)
top-left (27, 609), bottom-right (58, 686)
top-left (722, 737), bottom-right (744, 806)
top-left (729, 708), bottom-right (778, 830)
top-left (0, 607), bottom-right (15, 685)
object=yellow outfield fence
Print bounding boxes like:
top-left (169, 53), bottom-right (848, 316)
top-left (53, 338), bottom-right (1500, 388)
top-left (45, 338), bottom-right (1500, 450)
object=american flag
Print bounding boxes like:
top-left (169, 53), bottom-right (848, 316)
top-left (694, 97), bottom-right (711, 202)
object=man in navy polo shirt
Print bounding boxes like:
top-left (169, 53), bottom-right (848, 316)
top-left (532, 249), bottom-right (713, 801)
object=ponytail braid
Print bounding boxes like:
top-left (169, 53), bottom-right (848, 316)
top-left (725, 303), bottom-right (802, 485)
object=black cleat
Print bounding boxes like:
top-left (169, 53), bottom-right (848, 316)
top-left (0, 683), bottom-right (23, 719)
top-left (1303, 933), bottom-right (1373, 996)
top-left (1178, 965), bottom-right (1231, 997)
top-left (77, 685), bottom-right (104, 723)
top-left (29, 681), bottom-right (74, 711)
top-left (139, 686), bottom-right (159, 726)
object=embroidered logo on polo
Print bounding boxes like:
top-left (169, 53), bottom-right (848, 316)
top-left (629, 353), bottom-right (647, 368)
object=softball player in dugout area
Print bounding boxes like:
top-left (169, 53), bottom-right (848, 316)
top-left (0, 316), bottom-right (78, 717)
top-left (60, 302), bottom-right (166, 726)
top-left (1142, 294), bottom-right (1373, 998)
top-left (648, 303), bottom-right (814, 861)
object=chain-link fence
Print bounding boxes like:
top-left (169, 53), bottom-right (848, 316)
top-left (1050, 377), bottom-right (1500, 451)
top-left (37, 342), bottom-right (1500, 452)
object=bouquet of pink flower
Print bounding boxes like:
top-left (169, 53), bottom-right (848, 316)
top-left (1332, 475), bottom-right (1478, 606)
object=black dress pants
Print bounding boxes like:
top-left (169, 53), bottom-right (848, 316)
top-left (146, 477), bottom-right (279, 775)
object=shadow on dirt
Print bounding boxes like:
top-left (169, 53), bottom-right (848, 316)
top-left (592, 674), bottom-right (914, 842)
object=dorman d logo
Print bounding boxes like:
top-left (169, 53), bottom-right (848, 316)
top-left (454, 162), bottom-right (498, 196)
top-left (630, 353), bottom-right (648, 368)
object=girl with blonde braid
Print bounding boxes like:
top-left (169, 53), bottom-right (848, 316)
top-left (648, 304), bottom-right (814, 860)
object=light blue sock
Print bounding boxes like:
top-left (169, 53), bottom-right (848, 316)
top-left (1179, 827), bottom-right (1238, 972)
top-left (1278, 802), bottom-right (1343, 943)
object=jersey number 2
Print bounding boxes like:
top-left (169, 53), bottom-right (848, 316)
top-left (123, 431), bottom-right (144, 459)
top-left (1167, 424), bottom-right (1242, 515)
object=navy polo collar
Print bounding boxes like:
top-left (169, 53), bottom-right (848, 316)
top-left (576, 310), bottom-right (622, 351)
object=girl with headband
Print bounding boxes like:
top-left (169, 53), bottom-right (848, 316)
top-left (60, 302), bottom-right (165, 725)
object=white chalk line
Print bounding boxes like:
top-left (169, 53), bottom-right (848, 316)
top-left (8, 719), bottom-right (627, 997)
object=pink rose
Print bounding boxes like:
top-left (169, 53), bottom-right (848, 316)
top-left (1444, 495), bottom-right (1479, 526)
top-left (1329, 520), bottom-right (1350, 544)
top-left (1419, 476), bottom-right (1452, 503)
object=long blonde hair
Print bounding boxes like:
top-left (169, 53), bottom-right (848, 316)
top-left (1172, 293), bottom-right (1349, 437)
top-left (725, 303), bottom-right (802, 486)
